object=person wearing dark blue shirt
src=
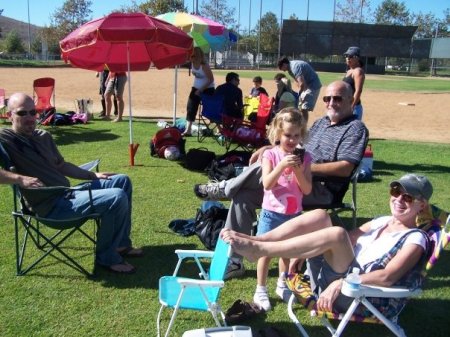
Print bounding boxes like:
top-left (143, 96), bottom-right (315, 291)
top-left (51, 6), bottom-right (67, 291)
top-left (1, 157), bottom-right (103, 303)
top-left (215, 72), bottom-right (244, 119)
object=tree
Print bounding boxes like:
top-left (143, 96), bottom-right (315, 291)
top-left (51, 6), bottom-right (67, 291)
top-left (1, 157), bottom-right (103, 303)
top-left (288, 14), bottom-right (299, 20)
top-left (335, 0), bottom-right (373, 23)
top-left (411, 12), bottom-right (448, 38)
top-left (374, 0), bottom-right (410, 25)
top-left (255, 12), bottom-right (279, 54)
top-left (120, 0), bottom-right (186, 16)
top-left (200, 0), bottom-right (236, 28)
top-left (50, 0), bottom-right (93, 37)
top-left (42, 0), bottom-right (93, 55)
top-left (4, 30), bottom-right (25, 53)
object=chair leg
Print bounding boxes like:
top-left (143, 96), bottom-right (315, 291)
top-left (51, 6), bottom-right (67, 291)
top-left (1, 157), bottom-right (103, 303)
top-left (14, 215), bottom-right (95, 276)
top-left (359, 298), bottom-right (406, 337)
top-left (333, 298), bottom-right (361, 336)
top-left (287, 294), bottom-right (310, 337)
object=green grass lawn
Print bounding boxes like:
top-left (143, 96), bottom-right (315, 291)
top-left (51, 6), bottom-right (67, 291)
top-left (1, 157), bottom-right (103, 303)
top-left (0, 118), bottom-right (449, 337)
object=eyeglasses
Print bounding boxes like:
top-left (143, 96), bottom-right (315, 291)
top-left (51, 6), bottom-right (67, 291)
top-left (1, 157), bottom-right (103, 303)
top-left (389, 186), bottom-right (415, 203)
top-left (323, 96), bottom-right (343, 103)
top-left (14, 109), bottom-right (37, 117)
top-left (345, 55), bottom-right (357, 59)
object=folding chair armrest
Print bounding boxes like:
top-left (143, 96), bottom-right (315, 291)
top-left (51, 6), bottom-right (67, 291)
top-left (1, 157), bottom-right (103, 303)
top-left (175, 250), bottom-right (215, 259)
top-left (79, 159), bottom-right (100, 172)
top-left (341, 282), bottom-right (422, 299)
top-left (177, 279), bottom-right (225, 288)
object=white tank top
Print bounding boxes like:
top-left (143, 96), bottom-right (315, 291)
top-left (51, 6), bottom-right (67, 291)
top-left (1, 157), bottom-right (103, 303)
top-left (191, 64), bottom-right (215, 90)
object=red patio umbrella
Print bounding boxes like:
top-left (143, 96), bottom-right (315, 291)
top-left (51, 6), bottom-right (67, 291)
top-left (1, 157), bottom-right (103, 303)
top-left (60, 12), bottom-right (193, 165)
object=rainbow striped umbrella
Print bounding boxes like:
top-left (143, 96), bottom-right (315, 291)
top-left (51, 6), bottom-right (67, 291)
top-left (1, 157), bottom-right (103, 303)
top-left (156, 12), bottom-right (231, 52)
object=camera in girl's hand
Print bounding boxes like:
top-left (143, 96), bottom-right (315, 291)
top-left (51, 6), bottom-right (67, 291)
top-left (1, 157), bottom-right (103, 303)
top-left (293, 147), bottom-right (305, 163)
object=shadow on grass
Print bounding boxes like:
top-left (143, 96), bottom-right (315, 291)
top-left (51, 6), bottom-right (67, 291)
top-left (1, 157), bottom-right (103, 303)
top-left (94, 242), bottom-right (199, 290)
top-left (374, 160), bottom-right (450, 177)
top-left (47, 125), bottom-right (119, 145)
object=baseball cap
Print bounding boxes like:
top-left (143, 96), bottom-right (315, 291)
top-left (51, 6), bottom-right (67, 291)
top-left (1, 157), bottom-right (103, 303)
top-left (390, 174), bottom-right (433, 201)
top-left (344, 46), bottom-right (360, 57)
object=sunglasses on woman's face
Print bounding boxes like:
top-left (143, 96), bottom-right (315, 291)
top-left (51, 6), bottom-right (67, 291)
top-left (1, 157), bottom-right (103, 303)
top-left (389, 186), bottom-right (415, 203)
top-left (14, 109), bottom-right (38, 117)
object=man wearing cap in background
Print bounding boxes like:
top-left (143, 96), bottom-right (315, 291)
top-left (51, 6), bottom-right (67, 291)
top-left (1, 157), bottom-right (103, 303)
top-left (343, 46), bottom-right (365, 120)
top-left (277, 56), bottom-right (322, 122)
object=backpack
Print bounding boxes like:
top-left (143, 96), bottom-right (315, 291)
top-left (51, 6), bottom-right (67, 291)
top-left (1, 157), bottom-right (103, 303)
top-left (150, 126), bottom-right (185, 158)
top-left (205, 150), bottom-right (252, 181)
top-left (194, 205), bottom-right (229, 250)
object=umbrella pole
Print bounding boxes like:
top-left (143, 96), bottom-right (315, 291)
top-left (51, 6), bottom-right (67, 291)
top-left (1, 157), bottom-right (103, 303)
top-left (173, 66), bottom-right (178, 125)
top-left (127, 42), bottom-right (139, 166)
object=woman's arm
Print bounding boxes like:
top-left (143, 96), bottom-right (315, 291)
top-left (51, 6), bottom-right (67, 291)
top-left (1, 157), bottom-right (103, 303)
top-left (360, 243), bottom-right (424, 287)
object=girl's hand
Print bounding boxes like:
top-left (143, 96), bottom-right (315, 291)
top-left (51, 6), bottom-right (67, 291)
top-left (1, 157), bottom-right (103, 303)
top-left (281, 154), bottom-right (303, 169)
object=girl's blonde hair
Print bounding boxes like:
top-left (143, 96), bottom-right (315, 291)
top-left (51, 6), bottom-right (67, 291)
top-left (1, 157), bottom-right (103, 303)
top-left (267, 107), bottom-right (307, 145)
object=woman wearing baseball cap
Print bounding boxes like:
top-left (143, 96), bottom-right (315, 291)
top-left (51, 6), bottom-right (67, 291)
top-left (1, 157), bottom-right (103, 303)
top-left (343, 46), bottom-right (365, 120)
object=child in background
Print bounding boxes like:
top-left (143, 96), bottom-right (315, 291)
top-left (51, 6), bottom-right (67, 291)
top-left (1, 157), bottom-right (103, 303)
top-left (249, 76), bottom-right (268, 97)
top-left (253, 107), bottom-right (312, 311)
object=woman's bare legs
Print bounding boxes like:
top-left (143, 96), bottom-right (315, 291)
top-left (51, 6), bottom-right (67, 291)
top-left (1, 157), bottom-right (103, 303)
top-left (221, 225), bottom-right (354, 274)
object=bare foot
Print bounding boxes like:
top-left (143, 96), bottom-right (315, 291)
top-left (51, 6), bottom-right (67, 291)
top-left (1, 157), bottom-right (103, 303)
top-left (221, 228), bottom-right (262, 262)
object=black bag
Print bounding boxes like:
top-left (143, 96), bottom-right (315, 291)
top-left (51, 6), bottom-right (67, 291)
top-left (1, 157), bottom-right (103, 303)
top-left (194, 206), bottom-right (228, 250)
top-left (205, 150), bottom-right (252, 181)
top-left (185, 147), bottom-right (216, 171)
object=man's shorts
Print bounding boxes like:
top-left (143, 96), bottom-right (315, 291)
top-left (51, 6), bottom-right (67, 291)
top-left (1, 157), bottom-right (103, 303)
top-left (105, 75), bottom-right (127, 97)
top-left (300, 87), bottom-right (321, 111)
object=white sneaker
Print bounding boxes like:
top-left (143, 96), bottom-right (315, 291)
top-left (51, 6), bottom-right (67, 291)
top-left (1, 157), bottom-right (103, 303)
top-left (224, 260), bottom-right (245, 280)
top-left (275, 279), bottom-right (293, 303)
top-left (253, 288), bottom-right (272, 311)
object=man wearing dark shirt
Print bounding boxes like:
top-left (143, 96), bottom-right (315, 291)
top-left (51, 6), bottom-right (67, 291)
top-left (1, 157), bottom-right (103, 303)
top-left (215, 72), bottom-right (244, 119)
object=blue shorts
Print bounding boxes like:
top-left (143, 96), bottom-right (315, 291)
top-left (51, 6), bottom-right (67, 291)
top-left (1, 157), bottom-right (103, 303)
top-left (256, 209), bottom-right (301, 236)
top-left (353, 104), bottom-right (363, 120)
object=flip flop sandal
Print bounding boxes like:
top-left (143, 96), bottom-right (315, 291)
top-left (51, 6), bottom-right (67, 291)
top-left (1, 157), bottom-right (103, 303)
top-left (118, 247), bottom-right (144, 258)
top-left (225, 299), bottom-right (262, 324)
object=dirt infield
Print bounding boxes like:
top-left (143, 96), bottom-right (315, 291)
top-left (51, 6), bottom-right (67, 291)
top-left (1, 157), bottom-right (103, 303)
top-left (2, 67), bottom-right (450, 144)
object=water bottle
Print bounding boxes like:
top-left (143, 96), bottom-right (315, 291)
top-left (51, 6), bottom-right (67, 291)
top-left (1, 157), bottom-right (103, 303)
top-left (345, 267), bottom-right (361, 290)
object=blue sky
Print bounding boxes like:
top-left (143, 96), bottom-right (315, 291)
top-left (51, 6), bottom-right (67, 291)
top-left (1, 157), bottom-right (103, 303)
top-left (1, 0), bottom-right (448, 30)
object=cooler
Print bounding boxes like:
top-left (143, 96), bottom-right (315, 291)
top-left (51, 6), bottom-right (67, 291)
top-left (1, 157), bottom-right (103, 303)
top-left (182, 326), bottom-right (253, 337)
top-left (358, 144), bottom-right (373, 181)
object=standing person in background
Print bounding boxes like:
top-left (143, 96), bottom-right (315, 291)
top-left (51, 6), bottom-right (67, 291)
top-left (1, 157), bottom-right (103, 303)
top-left (343, 46), bottom-right (365, 120)
top-left (104, 71), bottom-right (127, 122)
top-left (97, 68), bottom-right (117, 118)
top-left (182, 47), bottom-right (215, 137)
top-left (249, 76), bottom-right (268, 97)
top-left (278, 56), bottom-right (322, 122)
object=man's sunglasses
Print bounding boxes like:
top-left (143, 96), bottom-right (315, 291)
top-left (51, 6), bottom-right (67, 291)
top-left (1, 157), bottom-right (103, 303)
top-left (389, 185), bottom-right (415, 203)
top-left (322, 96), bottom-right (343, 103)
top-left (14, 109), bottom-right (37, 117)
top-left (345, 55), bottom-right (357, 59)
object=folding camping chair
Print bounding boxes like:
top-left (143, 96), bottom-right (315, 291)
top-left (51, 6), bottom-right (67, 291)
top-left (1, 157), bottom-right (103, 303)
top-left (286, 206), bottom-right (450, 337)
top-left (197, 94), bottom-right (226, 144)
top-left (157, 237), bottom-right (232, 337)
top-left (220, 95), bottom-right (273, 152)
top-left (0, 88), bottom-right (8, 120)
top-left (303, 162), bottom-right (363, 229)
top-left (0, 142), bottom-right (100, 276)
top-left (33, 77), bottom-right (56, 123)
